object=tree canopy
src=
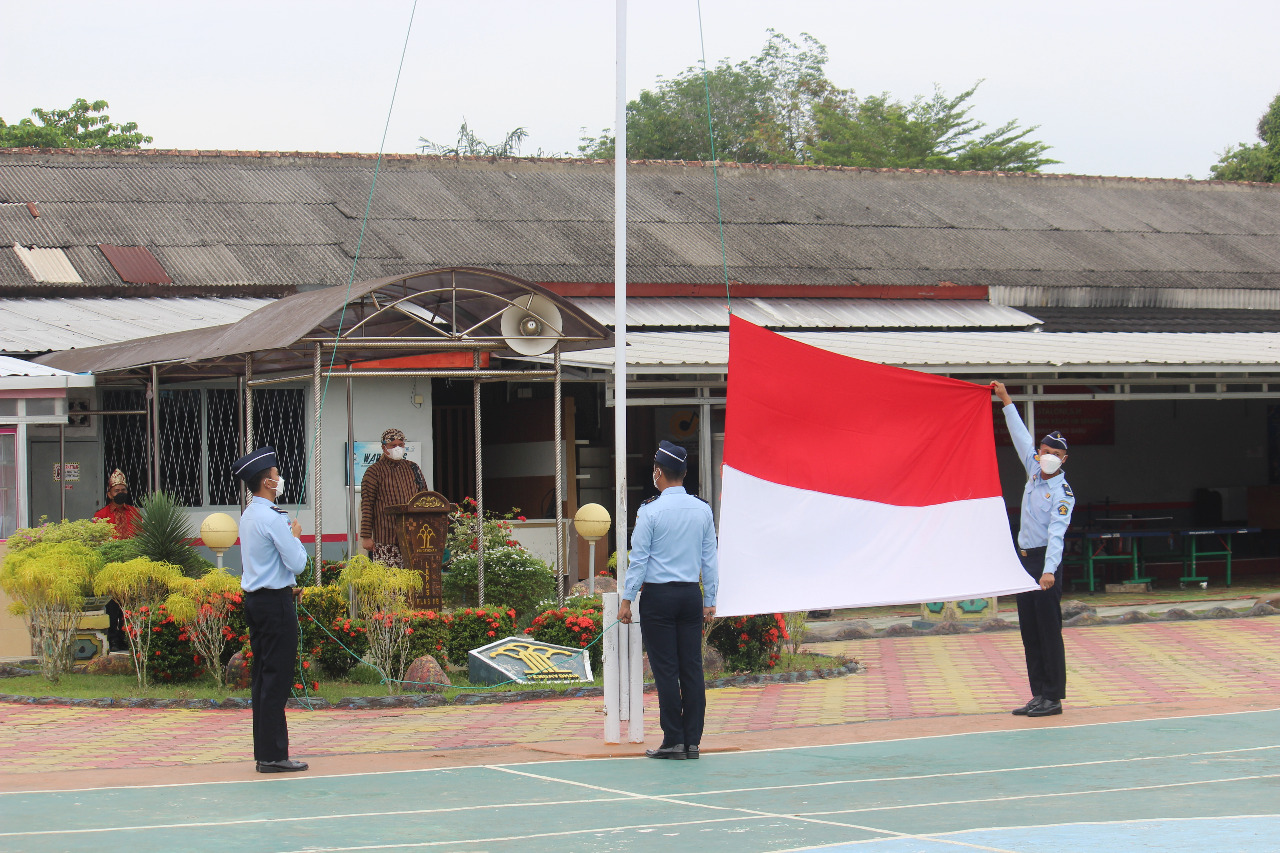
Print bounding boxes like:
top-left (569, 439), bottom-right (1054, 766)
top-left (578, 31), bottom-right (1056, 172)
top-left (0, 98), bottom-right (153, 149)
top-left (1209, 92), bottom-right (1280, 183)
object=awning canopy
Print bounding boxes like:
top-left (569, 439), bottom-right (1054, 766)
top-left (35, 268), bottom-right (612, 379)
top-left (544, 329), bottom-right (1280, 382)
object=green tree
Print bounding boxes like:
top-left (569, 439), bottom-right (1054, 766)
top-left (0, 98), bottom-right (152, 149)
top-left (1210, 92), bottom-right (1280, 182)
top-left (419, 118), bottom-right (529, 157)
top-left (810, 82), bottom-right (1058, 172)
top-left (580, 30), bottom-right (829, 164)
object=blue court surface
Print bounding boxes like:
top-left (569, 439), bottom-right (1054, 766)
top-left (1, 709), bottom-right (1276, 852)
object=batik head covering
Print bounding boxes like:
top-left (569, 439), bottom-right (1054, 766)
top-left (381, 427), bottom-right (406, 445)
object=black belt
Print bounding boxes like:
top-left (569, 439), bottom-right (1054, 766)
top-left (1019, 546), bottom-right (1047, 557)
top-left (643, 581), bottom-right (700, 588)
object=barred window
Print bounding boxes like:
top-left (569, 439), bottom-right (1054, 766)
top-left (252, 388), bottom-right (307, 505)
top-left (160, 389), bottom-right (203, 507)
top-left (102, 389), bottom-right (149, 502)
top-left (206, 389), bottom-right (241, 505)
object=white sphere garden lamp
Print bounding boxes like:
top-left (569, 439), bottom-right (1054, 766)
top-left (573, 503), bottom-right (612, 595)
top-left (200, 512), bottom-right (240, 570)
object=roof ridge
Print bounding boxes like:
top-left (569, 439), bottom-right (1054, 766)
top-left (1, 147), bottom-right (1277, 189)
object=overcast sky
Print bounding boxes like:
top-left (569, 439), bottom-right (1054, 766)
top-left (3, 0), bottom-right (1278, 180)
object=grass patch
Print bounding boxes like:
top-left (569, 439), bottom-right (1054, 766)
top-left (0, 651), bottom-right (852, 703)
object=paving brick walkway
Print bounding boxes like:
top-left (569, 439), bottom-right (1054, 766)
top-left (1, 619), bottom-right (1276, 775)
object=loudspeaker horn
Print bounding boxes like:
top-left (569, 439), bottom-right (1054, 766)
top-left (500, 293), bottom-right (563, 356)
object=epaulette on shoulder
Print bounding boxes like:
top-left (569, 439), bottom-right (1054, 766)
top-left (271, 505), bottom-right (289, 514)
top-left (1061, 482), bottom-right (1074, 498)
top-left (640, 495), bottom-right (659, 506)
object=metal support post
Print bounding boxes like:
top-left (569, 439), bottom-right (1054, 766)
top-left (150, 364), bottom-right (161, 494)
top-left (554, 349), bottom-right (565, 603)
top-left (474, 352), bottom-right (484, 606)
top-left (312, 343), bottom-right (323, 578)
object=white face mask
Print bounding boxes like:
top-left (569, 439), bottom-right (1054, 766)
top-left (272, 475), bottom-right (286, 497)
top-left (387, 446), bottom-right (406, 461)
top-left (1038, 454), bottom-right (1063, 476)
top-left (653, 471), bottom-right (660, 490)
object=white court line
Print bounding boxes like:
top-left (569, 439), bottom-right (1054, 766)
top-left (4, 705), bottom-right (1276, 796)
top-left (0, 794), bottom-right (638, 838)
top-left (793, 773), bottom-right (1280, 817)
top-left (763, 813), bottom-right (1280, 852)
top-left (654, 744), bottom-right (1280, 799)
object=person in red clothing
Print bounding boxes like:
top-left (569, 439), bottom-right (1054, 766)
top-left (93, 469), bottom-right (142, 539)
top-left (93, 469), bottom-right (141, 651)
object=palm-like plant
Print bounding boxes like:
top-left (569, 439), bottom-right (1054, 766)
top-left (419, 119), bottom-right (528, 158)
top-left (132, 491), bottom-right (207, 578)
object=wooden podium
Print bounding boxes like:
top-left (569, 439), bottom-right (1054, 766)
top-left (387, 490), bottom-right (455, 610)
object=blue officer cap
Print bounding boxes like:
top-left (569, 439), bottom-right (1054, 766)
top-left (232, 446), bottom-right (277, 483)
top-left (1041, 431), bottom-right (1068, 451)
top-left (655, 440), bottom-right (688, 473)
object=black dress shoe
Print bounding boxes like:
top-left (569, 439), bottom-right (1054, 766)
top-left (1011, 697), bottom-right (1043, 716)
top-left (256, 758), bottom-right (309, 773)
top-left (685, 745), bottom-right (700, 760)
top-left (1026, 699), bottom-right (1062, 717)
top-left (644, 744), bottom-right (687, 760)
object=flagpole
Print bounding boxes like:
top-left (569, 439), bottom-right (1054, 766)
top-left (604, 0), bottom-right (643, 745)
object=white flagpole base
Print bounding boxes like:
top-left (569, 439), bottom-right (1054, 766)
top-left (603, 592), bottom-right (645, 744)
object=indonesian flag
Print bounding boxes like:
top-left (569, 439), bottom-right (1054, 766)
top-left (716, 317), bottom-right (1034, 617)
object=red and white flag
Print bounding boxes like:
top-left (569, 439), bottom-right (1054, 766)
top-left (716, 317), bottom-right (1034, 617)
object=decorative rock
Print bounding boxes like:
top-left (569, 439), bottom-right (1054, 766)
top-left (84, 652), bottom-right (135, 676)
top-left (1060, 600), bottom-right (1097, 618)
top-left (1115, 610), bottom-right (1155, 624)
top-left (225, 651), bottom-right (251, 690)
top-left (1246, 602), bottom-right (1278, 617)
top-left (882, 623), bottom-right (919, 637)
top-left (977, 618), bottom-right (1015, 632)
top-left (1063, 613), bottom-right (1105, 627)
top-left (1256, 592), bottom-right (1280, 609)
top-left (642, 652), bottom-right (651, 679)
top-left (1203, 606), bottom-right (1239, 619)
top-left (702, 646), bottom-right (724, 674)
top-left (569, 576), bottom-right (616, 596)
top-left (927, 621), bottom-right (970, 635)
top-left (1161, 608), bottom-right (1198, 621)
top-left (403, 655), bottom-right (448, 693)
top-left (805, 620), bottom-right (876, 642)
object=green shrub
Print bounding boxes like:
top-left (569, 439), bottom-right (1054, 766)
top-left (96, 538), bottom-right (138, 565)
top-left (444, 546), bottom-right (555, 621)
top-left (313, 616), bottom-right (369, 679)
top-left (444, 605), bottom-right (517, 666)
top-left (143, 606), bottom-right (202, 683)
top-left (405, 609), bottom-right (451, 666)
top-left (5, 517), bottom-right (116, 554)
top-left (706, 613), bottom-right (788, 672)
top-left (525, 605), bottom-right (604, 670)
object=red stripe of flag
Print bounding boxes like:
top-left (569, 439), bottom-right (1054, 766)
top-left (724, 316), bottom-right (1001, 507)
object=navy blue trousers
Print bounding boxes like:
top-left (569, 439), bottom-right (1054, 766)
top-left (639, 582), bottom-right (706, 748)
top-left (243, 587), bottom-right (298, 762)
top-left (1015, 546), bottom-right (1067, 701)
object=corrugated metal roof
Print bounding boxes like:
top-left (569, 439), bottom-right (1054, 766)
top-left (3, 151), bottom-right (1280, 297)
top-left (98, 244), bottom-right (173, 284)
top-left (12, 244), bottom-right (82, 283)
top-left (0, 296), bottom-right (272, 353)
top-left (571, 298), bottom-right (1038, 329)
top-left (0, 355), bottom-right (80, 377)
top-left (546, 330), bottom-right (1280, 373)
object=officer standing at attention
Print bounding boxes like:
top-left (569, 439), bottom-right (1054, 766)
top-left (233, 446), bottom-right (310, 773)
top-left (992, 382), bottom-right (1075, 718)
top-left (618, 441), bottom-right (719, 760)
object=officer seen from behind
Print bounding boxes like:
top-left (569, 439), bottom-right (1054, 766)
top-left (619, 441), bottom-right (719, 760)
top-left (234, 446), bottom-right (309, 773)
top-left (992, 381), bottom-right (1075, 718)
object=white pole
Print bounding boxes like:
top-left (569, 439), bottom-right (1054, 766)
top-left (605, 0), bottom-right (643, 745)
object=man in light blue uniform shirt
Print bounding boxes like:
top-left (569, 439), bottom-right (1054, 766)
top-left (619, 440), bottom-right (718, 759)
top-left (234, 446), bottom-right (309, 773)
top-left (993, 382), bottom-right (1075, 718)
